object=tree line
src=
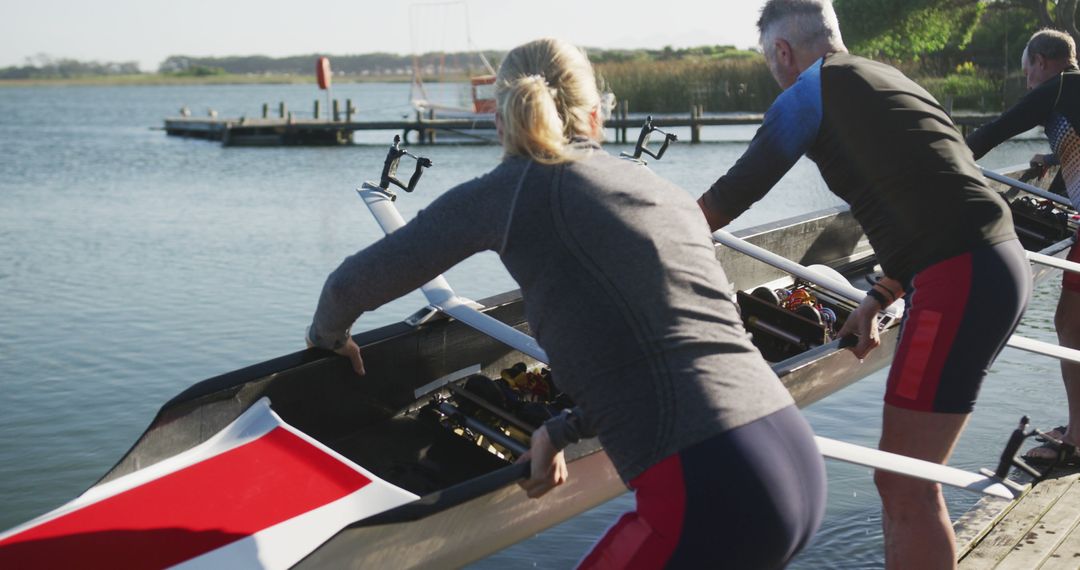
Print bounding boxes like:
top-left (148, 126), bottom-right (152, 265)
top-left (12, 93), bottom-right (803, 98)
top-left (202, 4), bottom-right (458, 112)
top-left (0, 54), bottom-right (140, 80)
top-left (5, 1), bottom-right (1080, 95)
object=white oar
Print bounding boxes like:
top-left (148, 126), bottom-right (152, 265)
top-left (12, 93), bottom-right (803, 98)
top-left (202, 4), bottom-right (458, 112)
top-left (815, 437), bottom-right (1022, 499)
top-left (980, 166), bottom-right (1074, 210)
top-left (712, 230), bottom-right (901, 315)
top-left (713, 229), bottom-right (1080, 366)
top-left (1028, 250), bottom-right (1080, 274)
top-left (356, 188), bottom-right (1024, 499)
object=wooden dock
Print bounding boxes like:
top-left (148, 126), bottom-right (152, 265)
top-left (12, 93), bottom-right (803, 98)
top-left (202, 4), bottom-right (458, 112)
top-left (955, 466), bottom-right (1080, 568)
top-left (163, 106), bottom-right (998, 147)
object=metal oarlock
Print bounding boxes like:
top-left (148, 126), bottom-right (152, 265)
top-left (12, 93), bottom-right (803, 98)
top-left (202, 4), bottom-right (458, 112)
top-left (985, 415), bottom-right (1076, 488)
top-left (621, 116), bottom-right (678, 163)
top-left (378, 135), bottom-right (433, 199)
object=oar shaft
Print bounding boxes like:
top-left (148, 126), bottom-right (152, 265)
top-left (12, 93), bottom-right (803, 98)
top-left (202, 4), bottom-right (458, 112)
top-left (711, 230), bottom-right (903, 317)
top-left (1006, 334), bottom-right (1080, 365)
top-left (1028, 250), bottom-right (1080, 274)
top-left (980, 167), bottom-right (1074, 209)
top-left (713, 229), bottom-right (1080, 365)
top-left (815, 436), bottom-right (1021, 499)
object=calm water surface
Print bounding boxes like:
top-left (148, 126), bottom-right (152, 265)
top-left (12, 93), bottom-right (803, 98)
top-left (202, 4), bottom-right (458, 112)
top-left (0, 83), bottom-right (1062, 568)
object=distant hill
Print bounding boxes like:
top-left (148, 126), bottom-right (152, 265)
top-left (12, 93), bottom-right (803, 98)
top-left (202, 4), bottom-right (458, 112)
top-left (0, 45), bottom-right (759, 81)
top-left (158, 45), bottom-right (757, 76)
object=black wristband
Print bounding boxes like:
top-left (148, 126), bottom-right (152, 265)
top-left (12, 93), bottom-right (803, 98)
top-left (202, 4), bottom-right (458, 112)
top-left (873, 283), bottom-right (896, 303)
top-left (866, 287), bottom-right (889, 307)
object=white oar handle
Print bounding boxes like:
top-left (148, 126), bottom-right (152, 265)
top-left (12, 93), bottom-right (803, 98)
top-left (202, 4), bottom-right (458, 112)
top-left (711, 229), bottom-right (903, 318)
top-left (357, 183), bottom-right (550, 364)
top-left (980, 166), bottom-right (1074, 210)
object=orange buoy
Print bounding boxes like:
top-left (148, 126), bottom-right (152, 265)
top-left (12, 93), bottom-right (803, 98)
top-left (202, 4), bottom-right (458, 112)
top-left (316, 57), bottom-right (332, 90)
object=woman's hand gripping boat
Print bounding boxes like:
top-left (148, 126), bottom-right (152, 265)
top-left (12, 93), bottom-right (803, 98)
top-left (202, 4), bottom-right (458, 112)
top-left (1, 131), bottom-right (1077, 569)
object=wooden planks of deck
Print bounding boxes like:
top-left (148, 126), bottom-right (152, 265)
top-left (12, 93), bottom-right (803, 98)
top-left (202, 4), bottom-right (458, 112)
top-left (956, 467), bottom-right (1080, 569)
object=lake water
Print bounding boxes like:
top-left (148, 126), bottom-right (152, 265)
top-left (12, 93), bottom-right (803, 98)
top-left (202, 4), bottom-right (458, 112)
top-left (0, 82), bottom-right (1062, 568)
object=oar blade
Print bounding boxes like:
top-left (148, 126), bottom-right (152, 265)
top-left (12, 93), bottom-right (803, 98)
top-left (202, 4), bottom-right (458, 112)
top-left (0, 399), bottom-right (419, 569)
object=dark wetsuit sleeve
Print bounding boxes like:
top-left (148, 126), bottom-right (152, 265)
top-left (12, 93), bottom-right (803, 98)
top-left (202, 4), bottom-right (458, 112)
top-left (700, 61), bottom-right (823, 220)
top-left (544, 407), bottom-right (597, 450)
top-left (966, 77), bottom-right (1060, 159)
top-left (307, 173), bottom-right (509, 350)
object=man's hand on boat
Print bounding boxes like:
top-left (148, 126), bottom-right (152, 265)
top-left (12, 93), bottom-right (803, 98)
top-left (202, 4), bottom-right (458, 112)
top-left (516, 425), bottom-right (568, 499)
top-left (305, 333), bottom-right (366, 376)
top-left (837, 295), bottom-right (882, 360)
top-left (1029, 153), bottom-right (1055, 177)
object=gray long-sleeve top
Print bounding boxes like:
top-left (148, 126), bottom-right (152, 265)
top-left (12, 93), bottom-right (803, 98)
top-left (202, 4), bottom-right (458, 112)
top-left (309, 142), bottom-right (794, 483)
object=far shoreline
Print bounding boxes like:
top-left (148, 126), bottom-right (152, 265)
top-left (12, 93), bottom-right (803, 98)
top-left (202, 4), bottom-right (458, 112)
top-left (0, 73), bottom-right (472, 88)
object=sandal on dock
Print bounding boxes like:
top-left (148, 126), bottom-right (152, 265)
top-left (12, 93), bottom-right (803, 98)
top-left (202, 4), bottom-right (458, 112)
top-left (1034, 425), bottom-right (1068, 443)
top-left (1023, 441), bottom-right (1080, 466)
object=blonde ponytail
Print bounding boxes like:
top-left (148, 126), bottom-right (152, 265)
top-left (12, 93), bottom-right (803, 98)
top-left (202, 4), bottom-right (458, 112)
top-left (499, 75), bottom-right (565, 163)
top-left (496, 38), bottom-right (602, 164)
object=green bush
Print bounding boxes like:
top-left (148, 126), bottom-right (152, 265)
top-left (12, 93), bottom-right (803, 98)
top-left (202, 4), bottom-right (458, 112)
top-left (916, 71), bottom-right (1000, 111)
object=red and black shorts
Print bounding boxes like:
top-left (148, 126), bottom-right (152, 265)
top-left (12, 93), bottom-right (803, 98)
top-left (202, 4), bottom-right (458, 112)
top-left (885, 239), bottom-right (1031, 414)
top-left (578, 405), bottom-right (825, 569)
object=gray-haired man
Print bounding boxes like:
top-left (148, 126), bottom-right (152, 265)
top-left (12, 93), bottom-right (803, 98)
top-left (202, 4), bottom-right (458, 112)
top-left (698, 1), bottom-right (1029, 567)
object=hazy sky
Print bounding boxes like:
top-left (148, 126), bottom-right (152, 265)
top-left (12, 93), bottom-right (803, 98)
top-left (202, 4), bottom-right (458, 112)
top-left (1, 1), bottom-right (767, 71)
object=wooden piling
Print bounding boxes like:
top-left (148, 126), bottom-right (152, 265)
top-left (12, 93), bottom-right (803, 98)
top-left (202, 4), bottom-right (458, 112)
top-left (346, 99), bottom-right (355, 123)
top-left (691, 105), bottom-right (703, 144)
top-left (427, 109), bottom-right (436, 144)
top-left (262, 103), bottom-right (269, 119)
top-left (279, 102), bottom-right (287, 119)
top-left (313, 100), bottom-right (320, 120)
top-left (333, 99), bottom-right (340, 123)
top-left (619, 100), bottom-right (629, 144)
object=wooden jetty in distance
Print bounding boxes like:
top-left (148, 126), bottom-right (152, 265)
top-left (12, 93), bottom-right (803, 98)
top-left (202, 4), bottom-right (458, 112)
top-left (955, 466), bottom-right (1080, 568)
top-left (163, 100), bottom-right (998, 147)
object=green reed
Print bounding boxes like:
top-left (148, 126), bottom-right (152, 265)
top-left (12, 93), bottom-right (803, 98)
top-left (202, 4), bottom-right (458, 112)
top-left (597, 56), bottom-right (1013, 114)
top-left (596, 57), bottom-right (781, 113)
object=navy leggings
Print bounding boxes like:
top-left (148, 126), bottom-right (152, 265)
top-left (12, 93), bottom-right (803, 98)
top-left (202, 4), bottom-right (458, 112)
top-left (578, 405), bottom-right (826, 569)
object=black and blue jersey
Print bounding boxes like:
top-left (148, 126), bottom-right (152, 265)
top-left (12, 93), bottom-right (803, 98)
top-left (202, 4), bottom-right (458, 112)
top-left (702, 52), bottom-right (1016, 283)
top-left (967, 66), bottom-right (1080, 209)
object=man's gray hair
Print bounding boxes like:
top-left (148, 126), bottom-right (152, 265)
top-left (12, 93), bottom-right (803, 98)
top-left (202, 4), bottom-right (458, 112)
top-left (1026, 29), bottom-right (1078, 66)
top-left (758, 0), bottom-right (845, 53)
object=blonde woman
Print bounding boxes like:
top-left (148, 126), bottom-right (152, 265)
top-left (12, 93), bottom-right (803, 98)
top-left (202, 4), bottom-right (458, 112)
top-left (308, 38), bottom-right (825, 568)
